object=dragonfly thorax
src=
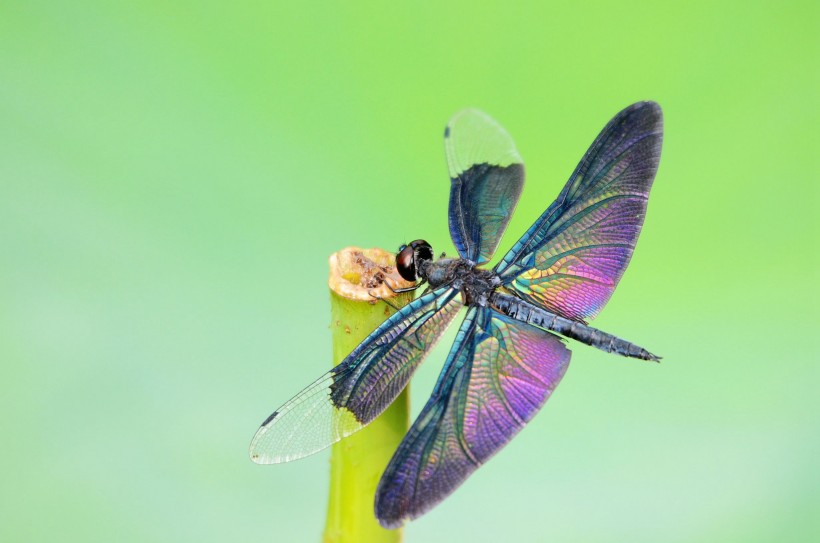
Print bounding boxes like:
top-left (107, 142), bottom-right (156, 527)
top-left (421, 258), bottom-right (500, 307)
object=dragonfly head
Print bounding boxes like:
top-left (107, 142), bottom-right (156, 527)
top-left (396, 239), bottom-right (433, 282)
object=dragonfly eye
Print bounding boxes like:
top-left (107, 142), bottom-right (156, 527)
top-left (396, 245), bottom-right (417, 281)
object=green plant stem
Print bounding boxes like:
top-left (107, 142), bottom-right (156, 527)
top-left (323, 248), bottom-right (413, 543)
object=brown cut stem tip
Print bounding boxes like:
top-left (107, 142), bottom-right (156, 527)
top-left (328, 246), bottom-right (415, 303)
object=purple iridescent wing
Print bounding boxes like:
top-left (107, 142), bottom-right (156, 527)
top-left (375, 307), bottom-right (571, 528)
top-left (446, 109), bottom-right (525, 265)
top-left (250, 288), bottom-right (461, 464)
top-left (495, 102), bottom-right (663, 322)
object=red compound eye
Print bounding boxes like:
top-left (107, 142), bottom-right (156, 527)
top-left (396, 245), bottom-right (417, 281)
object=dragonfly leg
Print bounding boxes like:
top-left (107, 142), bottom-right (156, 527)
top-left (384, 279), bottom-right (425, 294)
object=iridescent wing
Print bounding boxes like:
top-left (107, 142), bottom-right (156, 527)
top-left (375, 307), bottom-right (571, 528)
top-left (495, 101), bottom-right (663, 322)
top-left (250, 288), bottom-right (462, 464)
top-left (446, 109), bottom-right (525, 265)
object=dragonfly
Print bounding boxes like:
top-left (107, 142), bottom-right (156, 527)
top-left (250, 101), bottom-right (663, 528)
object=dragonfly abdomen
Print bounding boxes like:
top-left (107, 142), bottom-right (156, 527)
top-left (490, 292), bottom-right (660, 362)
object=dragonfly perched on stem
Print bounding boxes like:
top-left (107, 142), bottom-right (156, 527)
top-left (251, 101), bottom-right (664, 528)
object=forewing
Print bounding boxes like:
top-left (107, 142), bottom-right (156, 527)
top-left (249, 288), bottom-right (462, 464)
top-left (375, 307), bottom-right (571, 527)
top-left (496, 101), bottom-right (663, 321)
top-left (446, 109), bottom-right (525, 265)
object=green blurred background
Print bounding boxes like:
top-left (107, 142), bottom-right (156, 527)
top-left (1, 1), bottom-right (817, 541)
